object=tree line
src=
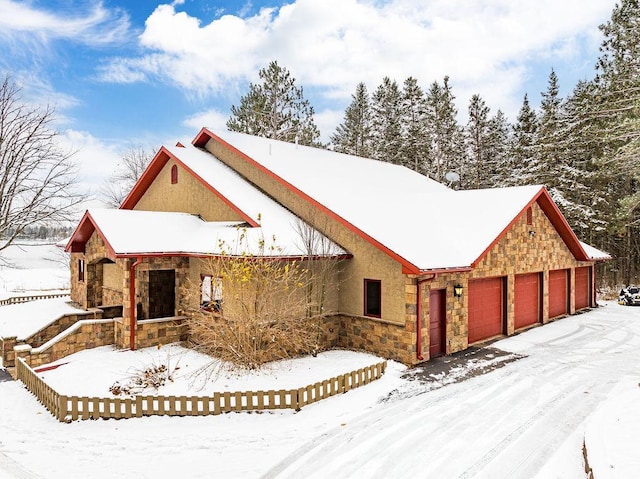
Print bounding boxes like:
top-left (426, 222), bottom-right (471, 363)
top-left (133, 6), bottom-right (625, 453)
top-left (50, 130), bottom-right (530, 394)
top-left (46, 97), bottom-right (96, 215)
top-left (226, 0), bottom-right (640, 287)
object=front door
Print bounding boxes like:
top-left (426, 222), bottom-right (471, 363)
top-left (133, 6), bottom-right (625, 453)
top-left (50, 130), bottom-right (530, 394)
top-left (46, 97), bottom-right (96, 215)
top-left (429, 289), bottom-right (446, 358)
top-left (148, 270), bottom-right (176, 319)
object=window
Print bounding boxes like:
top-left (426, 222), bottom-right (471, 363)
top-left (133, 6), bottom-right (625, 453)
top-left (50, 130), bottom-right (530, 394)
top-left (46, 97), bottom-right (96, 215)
top-left (526, 206), bottom-right (533, 225)
top-left (78, 259), bottom-right (85, 282)
top-left (201, 275), bottom-right (222, 312)
top-left (171, 165), bottom-right (178, 184)
top-left (364, 279), bottom-right (381, 317)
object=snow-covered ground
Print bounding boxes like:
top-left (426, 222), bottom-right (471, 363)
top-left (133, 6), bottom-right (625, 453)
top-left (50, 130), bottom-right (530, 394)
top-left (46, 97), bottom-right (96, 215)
top-left (0, 241), bottom-right (69, 300)
top-left (0, 244), bottom-right (638, 478)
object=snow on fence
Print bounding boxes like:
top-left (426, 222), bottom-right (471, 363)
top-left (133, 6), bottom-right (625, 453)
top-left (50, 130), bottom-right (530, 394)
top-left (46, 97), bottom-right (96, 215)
top-left (0, 293), bottom-right (70, 306)
top-left (16, 357), bottom-right (387, 422)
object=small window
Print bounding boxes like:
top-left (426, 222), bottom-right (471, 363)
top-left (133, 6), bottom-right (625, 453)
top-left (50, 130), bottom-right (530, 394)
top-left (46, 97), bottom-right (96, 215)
top-left (364, 279), bottom-right (381, 317)
top-left (201, 275), bottom-right (222, 312)
top-left (78, 259), bottom-right (85, 282)
top-left (171, 165), bottom-right (178, 184)
top-left (526, 207), bottom-right (533, 225)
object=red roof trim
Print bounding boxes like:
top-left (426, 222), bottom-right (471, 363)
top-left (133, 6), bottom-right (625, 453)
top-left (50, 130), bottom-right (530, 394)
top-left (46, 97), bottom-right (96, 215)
top-left (193, 128), bottom-right (422, 275)
top-left (120, 146), bottom-right (258, 227)
top-left (64, 211), bottom-right (117, 259)
top-left (470, 187), bottom-right (589, 268)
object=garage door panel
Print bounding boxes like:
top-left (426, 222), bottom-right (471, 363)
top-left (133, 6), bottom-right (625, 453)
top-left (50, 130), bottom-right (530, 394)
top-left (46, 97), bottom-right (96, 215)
top-left (575, 267), bottom-right (591, 310)
top-left (468, 278), bottom-right (504, 344)
top-left (549, 269), bottom-right (568, 319)
top-left (514, 273), bottom-right (540, 330)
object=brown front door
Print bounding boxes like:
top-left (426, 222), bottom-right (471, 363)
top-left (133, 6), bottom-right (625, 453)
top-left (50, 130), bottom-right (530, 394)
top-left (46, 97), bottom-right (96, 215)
top-left (148, 270), bottom-right (176, 319)
top-left (514, 273), bottom-right (541, 330)
top-left (429, 289), bottom-right (446, 358)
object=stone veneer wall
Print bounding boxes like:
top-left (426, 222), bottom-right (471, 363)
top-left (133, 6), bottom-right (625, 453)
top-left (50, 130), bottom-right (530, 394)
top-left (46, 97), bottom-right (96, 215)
top-left (134, 317), bottom-right (188, 349)
top-left (404, 202), bottom-right (597, 363)
top-left (15, 320), bottom-right (115, 368)
top-left (119, 256), bottom-right (190, 349)
top-left (0, 310), bottom-right (102, 368)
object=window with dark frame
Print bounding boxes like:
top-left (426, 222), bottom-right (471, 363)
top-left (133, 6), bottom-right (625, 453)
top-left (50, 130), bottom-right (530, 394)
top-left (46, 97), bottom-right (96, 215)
top-left (171, 164), bottom-right (178, 184)
top-left (364, 279), bottom-right (382, 317)
top-left (78, 259), bottom-right (85, 282)
top-left (201, 275), bottom-right (222, 313)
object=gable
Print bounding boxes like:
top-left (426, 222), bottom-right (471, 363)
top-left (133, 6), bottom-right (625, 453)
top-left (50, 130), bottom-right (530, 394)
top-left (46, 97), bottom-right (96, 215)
top-left (132, 156), bottom-right (245, 222)
top-left (121, 147), bottom-right (257, 226)
top-left (473, 201), bottom-right (579, 275)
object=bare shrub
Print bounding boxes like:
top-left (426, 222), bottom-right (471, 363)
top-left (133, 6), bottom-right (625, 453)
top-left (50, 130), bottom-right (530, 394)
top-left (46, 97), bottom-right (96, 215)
top-left (185, 229), bottom-right (343, 372)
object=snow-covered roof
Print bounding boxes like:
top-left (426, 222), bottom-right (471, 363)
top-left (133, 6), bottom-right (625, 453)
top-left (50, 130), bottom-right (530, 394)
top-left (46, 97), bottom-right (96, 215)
top-left (207, 130), bottom-right (579, 270)
top-left (580, 241), bottom-right (611, 261)
top-left (72, 208), bottom-right (346, 258)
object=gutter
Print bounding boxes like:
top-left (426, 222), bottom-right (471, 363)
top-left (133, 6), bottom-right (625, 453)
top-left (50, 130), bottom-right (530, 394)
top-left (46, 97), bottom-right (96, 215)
top-left (416, 274), bottom-right (438, 361)
top-left (129, 257), bottom-right (142, 350)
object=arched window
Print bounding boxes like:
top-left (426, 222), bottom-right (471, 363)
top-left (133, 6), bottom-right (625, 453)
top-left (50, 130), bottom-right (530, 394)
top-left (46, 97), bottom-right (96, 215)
top-left (171, 165), bottom-right (178, 184)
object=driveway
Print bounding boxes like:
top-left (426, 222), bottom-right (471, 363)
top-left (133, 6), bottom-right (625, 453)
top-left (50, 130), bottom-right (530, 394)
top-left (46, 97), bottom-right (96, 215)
top-left (263, 303), bottom-right (640, 478)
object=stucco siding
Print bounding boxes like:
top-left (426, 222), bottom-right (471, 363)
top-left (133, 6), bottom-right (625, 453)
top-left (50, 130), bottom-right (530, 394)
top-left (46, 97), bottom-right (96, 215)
top-left (133, 159), bottom-right (244, 222)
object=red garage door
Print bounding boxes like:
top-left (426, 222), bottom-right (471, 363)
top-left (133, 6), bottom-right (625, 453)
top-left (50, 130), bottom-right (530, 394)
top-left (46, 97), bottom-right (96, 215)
top-left (575, 267), bottom-right (591, 310)
top-left (429, 289), bottom-right (446, 358)
top-left (549, 269), bottom-right (569, 319)
top-left (514, 273), bottom-right (541, 330)
top-left (468, 277), bottom-right (504, 344)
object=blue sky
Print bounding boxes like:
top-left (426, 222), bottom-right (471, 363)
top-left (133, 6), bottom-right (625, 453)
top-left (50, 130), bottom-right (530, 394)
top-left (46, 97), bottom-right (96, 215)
top-left (0, 0), bottom-right (618, 192)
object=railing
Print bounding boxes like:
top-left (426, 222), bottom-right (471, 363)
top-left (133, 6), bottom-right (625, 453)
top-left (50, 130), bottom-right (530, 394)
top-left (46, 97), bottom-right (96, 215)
top-left (16, 357), bottom-right (387, 422)
top-left (0, 293), bottom-right (70, 307)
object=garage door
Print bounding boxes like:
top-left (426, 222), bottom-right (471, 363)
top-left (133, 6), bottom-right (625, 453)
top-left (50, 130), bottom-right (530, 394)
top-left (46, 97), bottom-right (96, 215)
top-left (514, 273), bottom-right (541, 330)
top-left (575, 267), bottom-right (591, 310)
top-left (549, 269), bottom-right (568, 319)
top-left (468, 277), bottom-right (504, 344)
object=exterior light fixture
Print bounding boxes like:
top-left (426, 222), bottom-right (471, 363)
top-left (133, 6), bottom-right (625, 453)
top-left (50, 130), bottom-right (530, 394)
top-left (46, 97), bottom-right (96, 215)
top-left (453, 284), bottom-right (463, 298)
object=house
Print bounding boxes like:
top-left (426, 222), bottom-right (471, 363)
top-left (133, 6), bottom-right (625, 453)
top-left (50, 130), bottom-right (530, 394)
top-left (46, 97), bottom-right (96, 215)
top-left (64, 128), bottom-right (610, 365)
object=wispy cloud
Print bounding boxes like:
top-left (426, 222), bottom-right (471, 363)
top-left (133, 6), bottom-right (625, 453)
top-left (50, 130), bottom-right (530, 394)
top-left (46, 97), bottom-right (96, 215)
top-left (0, 0), bottom-right (132, 48)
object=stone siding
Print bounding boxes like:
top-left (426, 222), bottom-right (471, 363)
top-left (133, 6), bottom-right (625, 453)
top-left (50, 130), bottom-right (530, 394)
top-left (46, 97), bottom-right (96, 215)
top-left (15, 320), bottom-right (115, 368)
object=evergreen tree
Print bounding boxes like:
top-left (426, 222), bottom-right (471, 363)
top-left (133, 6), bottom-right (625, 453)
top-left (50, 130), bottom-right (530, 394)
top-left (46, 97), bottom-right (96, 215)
top-left (227, 61), bottom-right (321, 146)
top-left (585, 0), bottom-right (640, 284)
top-left (534, 69), bottom-right (563, 186)
top-left (330, 82), bottom-right (372, 157)
top-left (424, 76), bottom-right (464, 183)
top-left (400, 77), bottom-right (429, 173)
top-left (463, 94), bottom-right (491, 189)
top-left (510, 94), bottom-right (538, 185)
top-left (370, 77), bottom-right (403, 165)
top-left (485, 109), bottom-right (512, 187)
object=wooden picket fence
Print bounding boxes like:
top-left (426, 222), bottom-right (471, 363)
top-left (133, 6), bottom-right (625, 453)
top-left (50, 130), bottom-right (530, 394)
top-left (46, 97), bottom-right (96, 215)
top-left (0, 293), bottom-right (69, 307)
top-left (16, 357), bottom-right (387, 422)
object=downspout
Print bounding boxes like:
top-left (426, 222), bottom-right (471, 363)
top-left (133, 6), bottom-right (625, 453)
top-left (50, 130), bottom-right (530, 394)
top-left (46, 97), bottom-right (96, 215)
top-left (416, 274), bottom-right (438, 361)
top-left (129, 257), bottom-right (142, 350)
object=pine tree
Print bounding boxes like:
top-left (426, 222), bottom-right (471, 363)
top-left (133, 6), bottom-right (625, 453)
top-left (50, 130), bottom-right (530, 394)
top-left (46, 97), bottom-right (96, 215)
top-left (227, 61), bottom-right (321, 146)
top-left (370, 77), bottom-right (403, 165)
top-left (400, 77), bottom-right (429, 173)
top-left (586, 0), bottom-right (640, 284)
top-left (534, 69), bottom-right (563, 186)
top-left (485, 109), bottom-right (512, 187)
top-left (463, 94), bottom-right (491, 189)
top-left (330, 82), bottom-right (372, 157)
top-left (424, 76), bottom-right (464, 183)
top-left (510, 94), bottom-right (538, 185)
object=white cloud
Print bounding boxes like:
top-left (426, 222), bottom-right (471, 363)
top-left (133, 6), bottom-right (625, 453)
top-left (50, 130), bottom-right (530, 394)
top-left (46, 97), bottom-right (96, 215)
top-left (97, 0), bottom-right (614, 124)
top-left (182, 108), bottom-right (229, 133)
top-left (58, 129), bottom-right (124, 194)
top-left (0, 0), bottom-right (132, 47)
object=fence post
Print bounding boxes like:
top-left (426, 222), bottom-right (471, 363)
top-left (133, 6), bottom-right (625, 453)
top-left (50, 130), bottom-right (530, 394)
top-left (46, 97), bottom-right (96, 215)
top-left (58, 395), bottom-right (68, 422)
